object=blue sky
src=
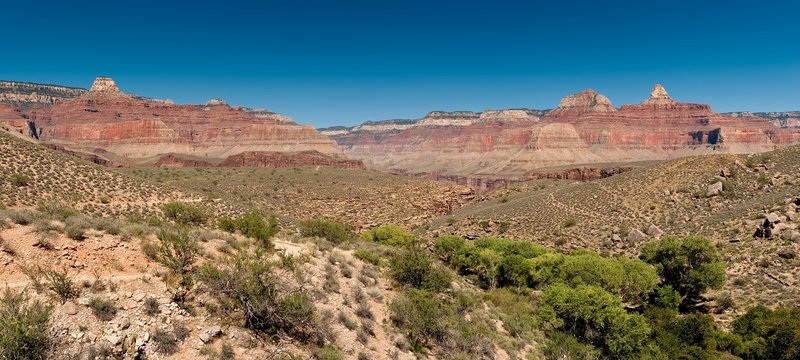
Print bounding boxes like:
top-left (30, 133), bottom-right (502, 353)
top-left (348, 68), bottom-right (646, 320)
top-left (2, 0), bottom-right (798, 127)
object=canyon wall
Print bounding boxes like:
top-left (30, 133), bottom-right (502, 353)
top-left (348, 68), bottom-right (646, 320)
top-left (5, 77), bottom-right (343, 165)
top-left (325, 84), bottom-right (800, 179)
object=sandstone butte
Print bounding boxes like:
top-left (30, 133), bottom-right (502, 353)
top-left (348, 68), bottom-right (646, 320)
top-left (0, 77), bottom-right (351, 168)
top-left (323, 84), bottom-right (800, 181)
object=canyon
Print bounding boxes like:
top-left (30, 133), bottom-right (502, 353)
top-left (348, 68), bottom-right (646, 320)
top-left (0, 77), bottom-right (349, 168)
top-left (322, 84), bottom-right (800, 181)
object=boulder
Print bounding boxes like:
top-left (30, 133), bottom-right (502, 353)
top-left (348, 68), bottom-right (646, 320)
top-left (706, 181), bottom-right (724, 197)
top-left (646, 224), bottom-right (663, 237)
top-left (199, 325), bottom-right (222, 343)
top-left (627, 229), bottom-right (648, 243)
top-left (61, 301), bottom-right (79, 316)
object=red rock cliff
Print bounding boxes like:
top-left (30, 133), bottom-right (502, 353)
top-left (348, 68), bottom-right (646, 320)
top-left (17, 77), bottom-right (342, 162)
top-left (328, 84), bottom-right (800, 178)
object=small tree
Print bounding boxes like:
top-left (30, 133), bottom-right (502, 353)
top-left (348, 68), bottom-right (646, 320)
top-left (640, 236), bottom-right (726, 308)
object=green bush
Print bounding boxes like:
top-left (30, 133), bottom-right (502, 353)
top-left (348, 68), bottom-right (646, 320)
top-left (218, 211), bottom-right (278, 247)
top-left (433, 235), bottom-right (467, 263)
top-left (0, 289), bottom-right (52, 360)
top-left (388, 248), bottom-right (451, 292)
top-left (161, 201), bottom-right (208, 226)
top-left (353, 249), bottom-right (381, 266)
top-left (731, 306), bottom-right (800, 359)
top-left (362, 225), bottom-right (414, 246)
top-left (539, 284), bottom-right (651, 359)
top-left (297, 218), bottom-right (354, 244)
top-left (645, 307), bottom-right (726, 359)
top-left (640, 236), bottom-right (726, 308)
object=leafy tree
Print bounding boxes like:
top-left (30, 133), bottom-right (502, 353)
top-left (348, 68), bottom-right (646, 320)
top-left (731, 306), bottom-right (800, 359)
top-left (389, 248), bottom-right (451, 292)
top-left (640, 236), bottom-right (726, 307)
top-left (540, 284), bottom-right (652, 359)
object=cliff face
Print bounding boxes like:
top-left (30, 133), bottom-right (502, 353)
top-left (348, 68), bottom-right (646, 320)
top-left (0, 81), bottom-right (87, 108)
top-left (328, 84), bottom-right (800, 178)
top-left (11, 77), bottom-right (342, 164)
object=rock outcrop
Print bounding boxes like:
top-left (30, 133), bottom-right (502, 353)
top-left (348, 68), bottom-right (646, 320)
top-left (0, 81), bottom-right (87, 108)
top-left (10, 77), bottom-right (343, 164)
top-left (326, 84), bottom-right (800, 180)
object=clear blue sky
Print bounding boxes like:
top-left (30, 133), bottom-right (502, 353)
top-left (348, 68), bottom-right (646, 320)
top-left (2, 0), bottom-right (798, 127)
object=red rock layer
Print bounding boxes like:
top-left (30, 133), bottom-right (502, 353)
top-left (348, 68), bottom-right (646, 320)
top-left (329, 85), bottom-right (800, 179)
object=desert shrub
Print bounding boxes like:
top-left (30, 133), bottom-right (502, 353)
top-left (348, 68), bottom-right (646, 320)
top-left (640, 236), bottom-right (726, 308)
top-left (0, 289), bottom-right (52, 360)
top-left (218, 211), bottom-right (278, 247)
top-left (731, 306), bottom-right (800, 359)
top-left (36, 202), bottom-right (79, 220)
top-left (146, 228), bottom-right (199, 282)
top-left (389, 248), bottom-right (451, 292)
top-left (43, 268), bottom-right (80, 304)
top-left (64, 216), bottom-right (90, 241)
top-left (353, 249), bottom-right (381, 266)
top-left (314, 344), bottom-right (343, 360)
top-left (152, 328), bottom-right (178, 355)
top-left (198, 250), bottom-right (319, 342)
top-left (161, 201), bottom-right (208, 225)
top-left (390, 289), bottom-right (450, 346)
top-left (362, 225), bottom-right (414, 247)
top-left (90, 217), bottom-right (121, 235)
top-left (8, 173), bottom-right (30, 187)
top-left (539, 284), bottom-right (651, 358)
top-left (8, 209), bottom-right (38, 225)
top-left (89, 297), bottom-right (117, 321)
top-left (562, 217), bottom-right (577, 228)
top-left (144, 297), bottom-right (160, 316)
top-left (298, 218), bottom-right (354, 244)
